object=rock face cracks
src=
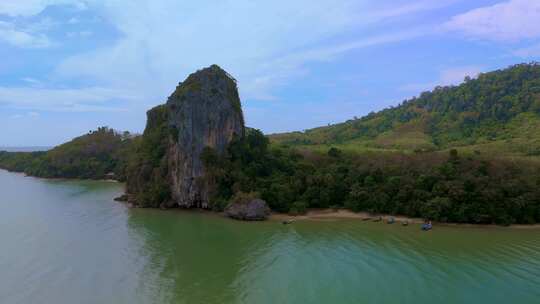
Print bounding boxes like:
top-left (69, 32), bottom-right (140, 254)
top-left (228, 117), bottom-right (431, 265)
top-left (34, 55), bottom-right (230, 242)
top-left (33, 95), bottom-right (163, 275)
top-left (166, 65), bottom-right (245, 208)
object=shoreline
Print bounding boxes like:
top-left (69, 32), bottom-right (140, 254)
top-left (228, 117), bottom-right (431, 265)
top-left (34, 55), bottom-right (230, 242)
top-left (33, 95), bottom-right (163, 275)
top-left (270, 209), bottom-right (424, 224)
top-left (3, 169), bottom-right (539, 229)
top-left (269, 208), bottom-right (540, 229)
top-left (127, 203), bottom-right (540, 229)
top-left (0, 168), bottom-right (121, 183)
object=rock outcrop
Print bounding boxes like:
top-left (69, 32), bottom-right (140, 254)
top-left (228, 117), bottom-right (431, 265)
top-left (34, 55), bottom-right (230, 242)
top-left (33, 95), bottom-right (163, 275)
top-left (167, 65), bottom-right (245, 208)
top-left (225, 199), bottom-right (271, 221)
top-left (126, 65), bottom-right (245, 209)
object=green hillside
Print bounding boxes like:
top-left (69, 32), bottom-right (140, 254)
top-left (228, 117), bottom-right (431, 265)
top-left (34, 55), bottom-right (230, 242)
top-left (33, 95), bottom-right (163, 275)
top-left (0, 127), bottom-right (135, 180)
top-left (1, 63), bottom-right (540, 224)
top-left (271, 63), bottom-right (540, 157)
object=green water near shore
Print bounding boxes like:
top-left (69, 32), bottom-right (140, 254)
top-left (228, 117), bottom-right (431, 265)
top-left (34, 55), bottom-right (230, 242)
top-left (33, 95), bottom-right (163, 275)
top-left (1, 169), bottom-right (539, 304)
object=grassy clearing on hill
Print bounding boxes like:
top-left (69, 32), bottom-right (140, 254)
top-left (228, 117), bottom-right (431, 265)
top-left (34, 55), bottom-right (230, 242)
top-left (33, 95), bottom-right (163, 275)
top-left (271, 63), bottom-right (540, 160)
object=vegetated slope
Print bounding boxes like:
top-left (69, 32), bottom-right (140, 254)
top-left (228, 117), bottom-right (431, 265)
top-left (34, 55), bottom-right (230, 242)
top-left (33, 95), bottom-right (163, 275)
top-left (125, 104), bottom-right (171, 207)
top-left (0, 127), bottom-right (136, 180)
top-left (1, 64), bottom-right (539, 225)
top-left (271, 63), bottom-right (540, 156)
top-left (204, 128), bottom-right (540, 225)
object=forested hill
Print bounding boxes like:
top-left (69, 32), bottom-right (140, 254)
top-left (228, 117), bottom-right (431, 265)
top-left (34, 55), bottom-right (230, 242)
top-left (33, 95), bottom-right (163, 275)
top-left (0, 127), bottom-right (136, 180)
top-left (271, 63), bottom-right (540, 156)
top-left (1, 64), bottom-right (540, 224)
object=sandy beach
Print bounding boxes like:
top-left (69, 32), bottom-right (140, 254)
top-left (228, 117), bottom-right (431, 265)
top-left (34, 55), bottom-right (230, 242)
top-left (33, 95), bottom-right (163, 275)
top-left (270, 209), bottom-right (424, 224)
top-left (270, 209), bottom-right (540, 229)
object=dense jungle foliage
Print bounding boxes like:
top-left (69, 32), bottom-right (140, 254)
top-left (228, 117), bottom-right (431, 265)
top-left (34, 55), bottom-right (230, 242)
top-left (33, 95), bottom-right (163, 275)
top-left (0, 127), bottom-right (134, 180)
top-left (271, 63), bottom-right (540, 156)
top-left (205, 129), bottom-right (540, 225)
top-left (2, 63), bottom-right (540, 224)
top-left (124, 105), bottom-right (171, 208)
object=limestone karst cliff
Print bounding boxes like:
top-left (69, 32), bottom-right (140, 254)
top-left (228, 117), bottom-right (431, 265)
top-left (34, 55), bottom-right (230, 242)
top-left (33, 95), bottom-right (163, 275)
top-left (126, 65), bottom-right (245, 208)
top-left (167, 65), bottom-right (245, 208)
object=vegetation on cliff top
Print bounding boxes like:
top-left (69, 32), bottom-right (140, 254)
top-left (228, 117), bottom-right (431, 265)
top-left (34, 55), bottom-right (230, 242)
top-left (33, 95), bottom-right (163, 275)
top-left (169, 64), bottom-right (245, 127)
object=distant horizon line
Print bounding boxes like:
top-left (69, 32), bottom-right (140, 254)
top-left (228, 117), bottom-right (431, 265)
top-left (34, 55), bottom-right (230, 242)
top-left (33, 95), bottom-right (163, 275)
top-left (0, 146), bottom-right (52, 152)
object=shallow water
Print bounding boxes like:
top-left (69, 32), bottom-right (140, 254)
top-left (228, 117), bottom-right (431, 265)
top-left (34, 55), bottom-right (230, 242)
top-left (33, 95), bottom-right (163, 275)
top-left (1, 169), bottom-right (539, 304)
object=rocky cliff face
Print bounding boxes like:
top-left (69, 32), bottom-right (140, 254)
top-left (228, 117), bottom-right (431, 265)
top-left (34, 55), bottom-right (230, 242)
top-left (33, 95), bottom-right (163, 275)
top-left (126, 65), bottom-right (245, 209)
top-left (166, 65), bottom-right (245, 208)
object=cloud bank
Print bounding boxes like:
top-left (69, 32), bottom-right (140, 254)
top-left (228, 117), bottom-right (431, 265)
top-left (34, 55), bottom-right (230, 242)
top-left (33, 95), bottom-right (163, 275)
top-left (445, 0), bottom-right (540, 41)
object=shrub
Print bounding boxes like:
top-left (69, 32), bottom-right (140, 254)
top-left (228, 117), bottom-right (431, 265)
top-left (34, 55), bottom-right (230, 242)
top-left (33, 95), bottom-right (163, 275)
top-left (228, 191), bottom-right (259, 206)
top-left (289, 201), bottom-right (308, 215)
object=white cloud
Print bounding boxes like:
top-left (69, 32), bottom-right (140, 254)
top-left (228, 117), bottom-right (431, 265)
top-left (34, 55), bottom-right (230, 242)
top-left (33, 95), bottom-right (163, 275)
top-left (67, 17), bottom-right (80, 24)
top-left (25, 16), bottom-right (60, 33)
top-left (400, 65), bottom-right (483, 93)
top-left (0, 16), bottom-right (63, 49)
top-left (0, 1), bottom-right (86, 49)
top-left (514, 43), bottom-right (540, 58)
top-left (0, 86), bottom-right (135, 112)
top-left (0, 21), bottom-right (52, 48)
top-left (445, 0), bottom-right (540, 41)
top-left (370, 0), bottom-right (460, 20)
top-left (21, 77), bottom-right (43, 86)
top-left (242, 27), bottom-right (432, 100)
top-left (0, 0), bottom-right (85, 17)
top-left (439, 66), bottom-right (482, 85)
top-left (66, 30), bottom-right (93, 38)
top-left (54, 0), bottom-right (445, 102)
top-left (10, 111), bottom-right (40, 119)
top-left (56, 0), bottom-right (364, 99)
top-left (273, 28), bottom-right (431, 64)
top-left (0, 0), bottom-right (450, 113)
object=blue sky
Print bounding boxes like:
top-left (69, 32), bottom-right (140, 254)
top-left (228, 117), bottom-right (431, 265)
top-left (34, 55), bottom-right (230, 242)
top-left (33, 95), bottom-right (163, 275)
top-left (1, 0), bottom-right (539, 146)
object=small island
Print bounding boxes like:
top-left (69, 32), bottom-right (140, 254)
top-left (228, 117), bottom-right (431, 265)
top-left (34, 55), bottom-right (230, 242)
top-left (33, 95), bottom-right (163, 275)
top-left (1, 63), bottom-right (540, 225)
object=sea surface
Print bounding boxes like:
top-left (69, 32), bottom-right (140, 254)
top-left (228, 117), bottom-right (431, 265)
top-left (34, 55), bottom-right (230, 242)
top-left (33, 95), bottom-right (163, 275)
top-left (0, 169), bottom-right (539, 304)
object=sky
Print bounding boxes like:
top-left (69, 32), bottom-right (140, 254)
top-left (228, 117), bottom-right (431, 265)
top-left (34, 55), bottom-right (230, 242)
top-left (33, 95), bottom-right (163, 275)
top-left (1, 0), bottom-right (540, 146)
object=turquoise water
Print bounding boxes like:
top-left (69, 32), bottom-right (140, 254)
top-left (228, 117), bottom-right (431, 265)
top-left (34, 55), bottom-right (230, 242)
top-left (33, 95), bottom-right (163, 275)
top-left (1, 169), bottom-right (539, 304)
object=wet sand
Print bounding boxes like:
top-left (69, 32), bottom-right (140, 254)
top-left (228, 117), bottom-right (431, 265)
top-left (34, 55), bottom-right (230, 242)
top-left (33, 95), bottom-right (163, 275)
top-left (270, 209), bottom-right (423, 223)
top-left (270, 209), bottom-right (540, 229)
